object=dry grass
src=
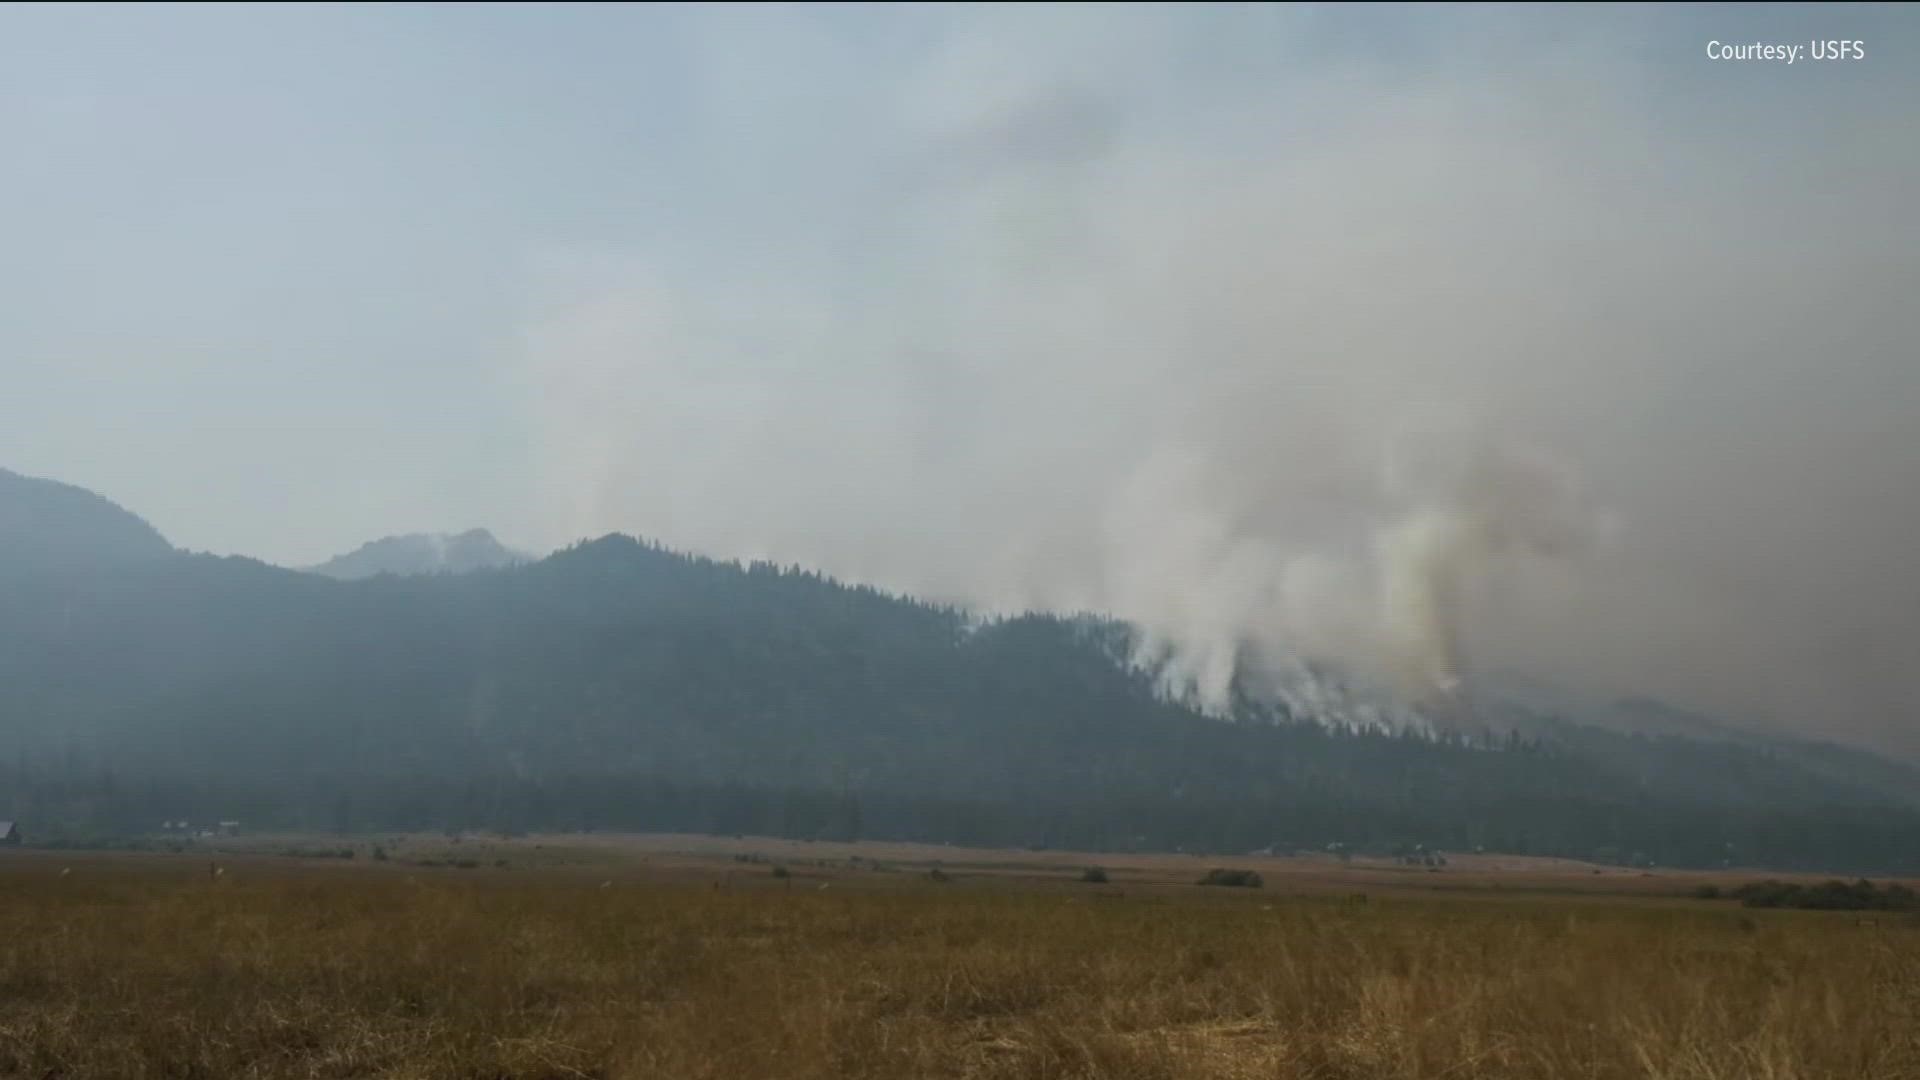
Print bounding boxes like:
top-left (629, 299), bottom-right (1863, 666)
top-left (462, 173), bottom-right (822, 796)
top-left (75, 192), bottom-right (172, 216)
top-left (0, 851), bottom-right (1915, 1079)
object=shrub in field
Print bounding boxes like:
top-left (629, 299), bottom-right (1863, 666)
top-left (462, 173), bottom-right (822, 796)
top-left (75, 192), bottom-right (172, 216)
top-left (1198, 868), bottom-right (1263, 888)
top-left (1732, 879), bottom-right (1918, 911)
top-left (1081, 866), bottom-right (1109, 884)
top-left (771, 865), bottom-right (790, 879)
top-left (279, 846), bottom-right (355, 860)
top-left (928, 867), bottom-right (952, 883)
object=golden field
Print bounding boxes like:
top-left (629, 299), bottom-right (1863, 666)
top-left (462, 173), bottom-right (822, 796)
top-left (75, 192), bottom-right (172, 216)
top-left (0, 836), bottom-right (1914, 1079)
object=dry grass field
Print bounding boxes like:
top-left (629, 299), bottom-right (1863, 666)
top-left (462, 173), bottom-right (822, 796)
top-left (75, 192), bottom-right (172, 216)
top-left (0, 838), bottom-right (1915, 1079)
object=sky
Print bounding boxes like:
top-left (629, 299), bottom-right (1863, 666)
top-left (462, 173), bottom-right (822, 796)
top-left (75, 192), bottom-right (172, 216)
top-left (3, 4), bottom-right (1918, 755)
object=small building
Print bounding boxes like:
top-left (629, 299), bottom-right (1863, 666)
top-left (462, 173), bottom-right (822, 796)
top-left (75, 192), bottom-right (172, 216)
top-left (0, 821), bottom-right (20, 845)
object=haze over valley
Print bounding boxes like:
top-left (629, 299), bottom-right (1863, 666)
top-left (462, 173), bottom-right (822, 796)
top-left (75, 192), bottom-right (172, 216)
top-left (2, 6), bottom-right (1917, 868)
top-left (3, 463), bottom-right (1918, 874)
top-left (5, 9), bottom-right (1920, 1077)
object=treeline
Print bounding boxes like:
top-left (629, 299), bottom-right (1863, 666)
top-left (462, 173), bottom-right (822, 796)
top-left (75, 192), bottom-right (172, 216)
top-left (8, 761), bottom-right (1920, 874)
top-left (1704, 879), bottom-right (1920, 911)
top-left (5, 534), bottom-right (1920, 873)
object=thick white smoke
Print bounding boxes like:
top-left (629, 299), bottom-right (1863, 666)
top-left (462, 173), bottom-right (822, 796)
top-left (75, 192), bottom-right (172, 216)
top-left (512, 8), bottom-right (1920, 757)
top-left (1098, 426), bottom-right (1604, 716)
top-left (1371, 431), bottom-right (1600, 707)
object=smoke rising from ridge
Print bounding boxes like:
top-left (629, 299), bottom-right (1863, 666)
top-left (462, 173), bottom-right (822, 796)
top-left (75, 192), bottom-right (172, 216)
top-left (1373, 431), bottom-right (1602, 705)
top-left (1, 9), bottom-right (1915, 754)
top-left (515, 9), bottom-right (1920, 756)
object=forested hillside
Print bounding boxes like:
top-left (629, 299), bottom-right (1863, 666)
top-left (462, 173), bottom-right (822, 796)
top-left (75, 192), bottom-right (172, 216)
top-left (0, 468), bottom-right (173, 580)
top-left (4, 512), bottom-right (1919, 872)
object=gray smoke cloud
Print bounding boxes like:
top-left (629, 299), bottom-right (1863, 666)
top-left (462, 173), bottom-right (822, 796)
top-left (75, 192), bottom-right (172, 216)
top-left (1373, 430), bottom-right (1603, 706)
top-left (514, 9), bottom-right (1920, 757)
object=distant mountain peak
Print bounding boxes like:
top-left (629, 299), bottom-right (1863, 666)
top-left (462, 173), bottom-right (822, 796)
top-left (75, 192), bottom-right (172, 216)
top-left (304, 528), bottom-right (529, 580)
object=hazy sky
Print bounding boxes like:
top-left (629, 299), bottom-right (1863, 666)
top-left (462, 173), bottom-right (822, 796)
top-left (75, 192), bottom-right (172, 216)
top-left (4, 5), bottom-right (1917, 753)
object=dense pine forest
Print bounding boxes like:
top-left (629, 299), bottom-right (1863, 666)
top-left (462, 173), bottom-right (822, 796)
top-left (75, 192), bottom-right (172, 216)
top-left (4, 468), bottom-right (1920, 871)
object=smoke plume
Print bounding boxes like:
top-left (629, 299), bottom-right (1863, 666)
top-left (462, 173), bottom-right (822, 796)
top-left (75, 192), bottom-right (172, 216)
top-left (2, 9), bottom-right (1915, 753)
top-left (512, 8), bottom-right (1920, 757)
top-left (1373, 431), bottom-right (1599, 706)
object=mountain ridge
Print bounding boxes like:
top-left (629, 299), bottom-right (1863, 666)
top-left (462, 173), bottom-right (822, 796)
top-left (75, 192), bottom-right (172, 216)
top-left (4, 471), bottom-right (1918, 870)
top-left (0, 467), bottom-right (175, 579)
top-left (303, 528), bottom-right (531, 580)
